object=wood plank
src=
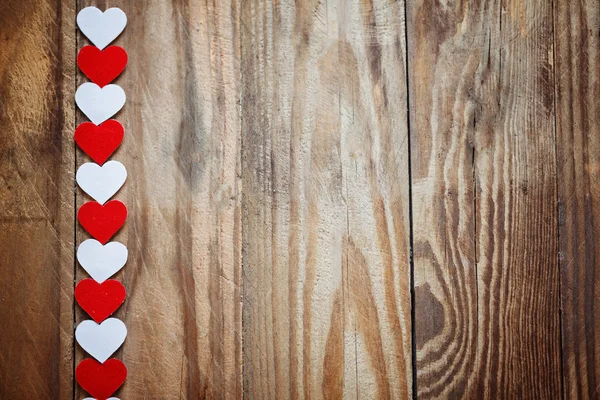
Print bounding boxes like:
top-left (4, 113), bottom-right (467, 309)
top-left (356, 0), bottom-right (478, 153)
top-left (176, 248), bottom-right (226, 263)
top-left (241, 0), bottom-right (412, 398)
top-left (74, 1), bottom-right (242, 399)
top-left (555, 1), bottom-right (600, 398)
top-left (408, 1), bottom-right (561, 397)
top-left (0, 0), bottom-right (76, 398)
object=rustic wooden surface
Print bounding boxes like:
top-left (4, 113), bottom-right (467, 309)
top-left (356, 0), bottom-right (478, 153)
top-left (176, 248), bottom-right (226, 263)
top-left (241, 1), bottom-right (412, 399)
top-left (1, 0), bottom-right (600, 399)
top-left (555, 1), bottom-right (600, 399)
top-left (74, 0), bottom-right (242, 399)
top-left (408, 0), bottom-right (562, 398)
top-left (0, 0), bottom-right (75, 399)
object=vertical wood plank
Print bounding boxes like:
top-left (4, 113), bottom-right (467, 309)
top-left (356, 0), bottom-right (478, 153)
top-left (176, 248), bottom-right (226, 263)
top-left (74, 1), bottom-right (242, 398)
top-left (408, 1), bottom-right (561, 397)
top-left (0, 0), bottom-right (76, 398)
top-left (555, 1), bottom-right (600, 398)
top-left (241, 0), bottom-right (412, 398)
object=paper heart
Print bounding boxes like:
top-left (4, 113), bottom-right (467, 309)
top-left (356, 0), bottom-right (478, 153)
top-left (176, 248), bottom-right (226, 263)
top-left (76, 318), bottom-right (127, 363)
top-left (78, 200), bottom-right (127, 244)
top-left (77, 7), bottom-right (127, 50)
top-left (77, 161), bottom-right (127, 204)
top-left (76, 279), bottom-right (126, 323)
top-left (77, 239), bottom-right (128, 283)
top-left (77, 358), bottom-right (127, 399)
top-left (84, 398), bottom-right (119, 400)
top-left (76, 83), bottom-right (126, 125)
top-left (75, 121), bottom-right (124, 165)
top-left (78, 45), bottom-right (128, 87)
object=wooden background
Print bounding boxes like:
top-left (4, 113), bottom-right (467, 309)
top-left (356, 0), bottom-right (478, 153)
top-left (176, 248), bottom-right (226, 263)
top-left (0, 0), bottom-right (598, 399)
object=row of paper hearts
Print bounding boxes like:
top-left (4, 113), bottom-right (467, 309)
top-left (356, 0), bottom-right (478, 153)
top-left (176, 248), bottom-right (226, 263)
top-left (76, 7), bottom-right (128, 400)
top-left (77, 7), bottom-right (127, 123)
top-left (76, 6), bottom-right (128, 367)
top-left (75, 93), bottom-right (128, 369)
top-left (75, 98), bottom-right (127, 378)
top-left (75, 243), bottom-right (127, 369)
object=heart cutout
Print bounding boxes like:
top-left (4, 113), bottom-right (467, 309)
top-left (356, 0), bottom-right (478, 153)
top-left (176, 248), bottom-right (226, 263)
top-left (75, 121), bottom-right (124, 165)
top-left (78, 45), bottom-right (128, 87)
top-left (76, 358), bottom-right (127, 399)
top-left (77, 239), bottom-right (128, 283)
top-left (78, 200), bottom-right (127, 244)
top-left (77, 161), bottom-right (127, 204)
top-left (77, 7), bottom-right (127, 50)
top-left (76, 83), bottom-right (126, 125)
top-left (76, 279), bottom-right (126, 323)
top-left (76, 318), bottom-right (127, 363)
top-left (84, 398), bottom-right (119, 400)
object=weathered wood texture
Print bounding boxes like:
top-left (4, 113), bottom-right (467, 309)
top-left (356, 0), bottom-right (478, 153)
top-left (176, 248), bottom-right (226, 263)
top-left (555, 1), bottom-right (600, 399)
top-left (408, 1), bottom-right (561, 398)
top-left (0, 1), bottom-right (76, 399)
top-left (74, 1), bottom-right (242, 399)
top-left (3, 0), bottom-right (600, 399)
top-left (241, 1), bottom-right (412, 399)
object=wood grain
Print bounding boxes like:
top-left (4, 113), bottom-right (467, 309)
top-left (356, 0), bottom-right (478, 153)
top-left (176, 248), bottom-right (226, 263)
top-left (0, 0), bottom-right (76, 398)
top-left (241, 0), bottom-right (412, 398)
top-left (555, 1), bottom-right (600, 398)
top-left (74, 1), bottom-right (242, 399)
top-left (408, 0), bottom-right (561, 397)
top-left (4, 0), bottom-right (600, 398)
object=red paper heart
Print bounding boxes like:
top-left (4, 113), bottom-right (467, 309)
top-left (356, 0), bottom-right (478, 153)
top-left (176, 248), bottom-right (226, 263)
top-left (74, 120), bottom-right (124, 165)
top-left (78, 45), bottom-right (128, 87)
top-left (78, 200), bottom-right (127, 245)
top-left (75, 279), bottom-right (126, 323)
top-left (76, 358), bottom-right (127, 400)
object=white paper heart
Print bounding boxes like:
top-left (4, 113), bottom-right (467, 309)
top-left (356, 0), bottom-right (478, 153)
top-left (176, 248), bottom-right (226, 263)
top-left (76, 318), bottom-right (127, 363)
top-left (76, 83), bottom-right (126, 125)
top-left (77, 7), bottom-right (127, 50)
top-left (77, 239), bottom-right (128, 283)
top-left (77, 161), bottom-right (127, 204)
top-left (84, 398), bottom-right (119, 400)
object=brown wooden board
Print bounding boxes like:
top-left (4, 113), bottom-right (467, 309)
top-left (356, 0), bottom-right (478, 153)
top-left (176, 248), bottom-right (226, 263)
top-left (241, 1), bottom-right (412, 398)
top-left (73, 1), bottom-right (242, 399)
top-left (408, 0), bottom-right (561, 398)
top-left (555, 1), bottom-right (600, 399)
top-left (0, 0), bottom-right (76, 398)
top-left (3, 0), bottom-right (600, 398)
